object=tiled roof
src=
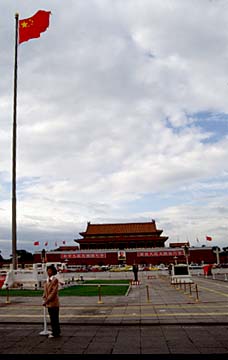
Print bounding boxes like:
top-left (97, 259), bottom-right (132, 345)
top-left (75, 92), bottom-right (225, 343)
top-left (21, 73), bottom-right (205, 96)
top-left (80, 221), bottom-right (159, 236)
top-left (57, 246), bottom-right (79, 251)
top-left (169, 242), bottom-right (190, 248)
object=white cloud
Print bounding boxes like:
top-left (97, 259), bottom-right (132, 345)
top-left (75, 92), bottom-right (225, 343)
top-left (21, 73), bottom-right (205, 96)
top-left (1, 0), bottom-right (228, 257)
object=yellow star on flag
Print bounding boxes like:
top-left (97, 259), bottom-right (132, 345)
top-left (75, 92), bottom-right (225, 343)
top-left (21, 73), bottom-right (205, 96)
top-left (21, 21), bottom-right (28, 28)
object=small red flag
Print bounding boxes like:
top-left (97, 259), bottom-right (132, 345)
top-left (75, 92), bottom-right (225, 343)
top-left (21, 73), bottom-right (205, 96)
top-left (19, 10), bottom-right (51, 44)
top-left (62, 240), bottom-right (66, 245)
top-left (34, 241), bottom-right (40, 246)
top-left (206, 236), bottom-right (212, 241)
top-left (44, 242), bottom-right (48, 246)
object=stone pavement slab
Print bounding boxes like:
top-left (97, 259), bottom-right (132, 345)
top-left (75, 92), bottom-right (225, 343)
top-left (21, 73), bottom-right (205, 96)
top-left (0, 274), bottom-right (228, 355)
top-left (0, 323), bottom-right (227, 355)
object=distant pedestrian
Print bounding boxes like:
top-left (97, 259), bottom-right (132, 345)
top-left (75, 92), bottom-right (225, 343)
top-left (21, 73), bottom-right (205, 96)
top-left (168, 263), bottom-right (172, 275)
top-left (43, 264), bottom-right (61, 338)
top-left (132, 263), bottom-right (139, 282)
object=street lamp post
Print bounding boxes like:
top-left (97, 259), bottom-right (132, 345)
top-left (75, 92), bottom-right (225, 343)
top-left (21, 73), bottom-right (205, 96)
top-left (212, 247), bottom-right (222, 266)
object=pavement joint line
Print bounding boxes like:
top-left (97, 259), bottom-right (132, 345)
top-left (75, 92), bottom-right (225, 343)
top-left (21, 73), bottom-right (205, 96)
top-left (1, 321), bottom-right (228, 326)
top-left (1, 299), bottom-right (227, 304)
top-left (1, 304), bottom-right (228, 311)
top-left (195, 279), bottom-right (228, 288)
top-left (1, 312), bottom-right (228, 318)
top-left (1, 303), bottom-right (228, 309)
top-left (197, 286), bottom-right (228, 297)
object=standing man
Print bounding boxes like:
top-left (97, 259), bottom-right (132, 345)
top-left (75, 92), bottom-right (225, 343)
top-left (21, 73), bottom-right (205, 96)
top-left (43, 264), bottom-right (61, 338)
top-left (132, 263), bottom-right (139, 282)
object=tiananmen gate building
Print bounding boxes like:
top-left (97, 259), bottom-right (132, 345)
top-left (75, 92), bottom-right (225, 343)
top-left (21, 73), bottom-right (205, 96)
top-left (33, 220), bottom-right (223, 266)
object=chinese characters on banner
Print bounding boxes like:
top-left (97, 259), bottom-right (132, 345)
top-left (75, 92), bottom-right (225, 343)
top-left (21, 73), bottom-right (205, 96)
top-left (61, 253), bottom-right (106, 259)
top-left (137, 250), bottom-right (184, 257)
top-left (60, 250), bottom-right (184, 260)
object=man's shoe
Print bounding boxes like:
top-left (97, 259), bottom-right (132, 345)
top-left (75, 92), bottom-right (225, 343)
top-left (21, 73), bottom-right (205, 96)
top-left (48, 334), bottom-right (54, 338)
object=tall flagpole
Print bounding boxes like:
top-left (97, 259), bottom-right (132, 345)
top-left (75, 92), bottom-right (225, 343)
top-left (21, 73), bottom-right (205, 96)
top-left (12, 13), bottom-right (19, 270)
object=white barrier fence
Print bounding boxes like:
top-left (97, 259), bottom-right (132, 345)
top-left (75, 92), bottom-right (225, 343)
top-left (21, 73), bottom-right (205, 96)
top-left (1, 266), bottom-right (228, 289)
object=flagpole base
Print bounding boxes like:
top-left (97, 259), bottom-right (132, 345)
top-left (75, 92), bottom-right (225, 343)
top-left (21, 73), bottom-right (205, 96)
top-left (39, 330), bottom-right (51, 336)
top-left (40, 306), bottom-right (51, 335)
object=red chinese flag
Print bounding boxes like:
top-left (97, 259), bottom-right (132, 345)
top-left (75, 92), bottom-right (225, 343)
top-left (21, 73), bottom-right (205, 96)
top-left (19, 10), bottom-right (51, 44)
top-left (206, 236), bottom-right (212, 241)
top-left (34, 241), bottom-right (40, 246)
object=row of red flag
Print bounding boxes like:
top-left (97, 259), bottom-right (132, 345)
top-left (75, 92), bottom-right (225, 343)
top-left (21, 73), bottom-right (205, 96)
top-left (34, 240), bottom-right (66, 246)
top-left (196, 236), bottom-right (213, 243)
top-left (35, 239), bottom-right (214, 246)
top-left (34, 237), bottom-right (213, 247)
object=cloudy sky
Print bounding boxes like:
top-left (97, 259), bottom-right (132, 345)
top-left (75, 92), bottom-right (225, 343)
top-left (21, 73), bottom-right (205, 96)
top-left (1, 0), bottom-right (228, 258)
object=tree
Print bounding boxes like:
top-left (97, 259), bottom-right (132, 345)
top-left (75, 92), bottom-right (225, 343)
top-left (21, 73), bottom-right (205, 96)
top-left (0, 250), bottom-right (4, 261)
top-left (16, 249), bottom-right (34, 262)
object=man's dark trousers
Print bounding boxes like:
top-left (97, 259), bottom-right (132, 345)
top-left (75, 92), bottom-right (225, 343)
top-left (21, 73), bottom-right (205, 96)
top-left (48, 307), bottom-right (61, 336)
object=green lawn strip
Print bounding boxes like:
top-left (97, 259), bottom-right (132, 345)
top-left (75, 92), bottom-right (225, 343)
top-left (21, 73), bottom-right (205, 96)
top-left (59, 285), bottom-right (129, 296)
top-left (83, 279), bottom-right (130, 285)
top-left (0, 284), bottom-right (129, 297)
top-left (0, 289), bottom-right (43, 297)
